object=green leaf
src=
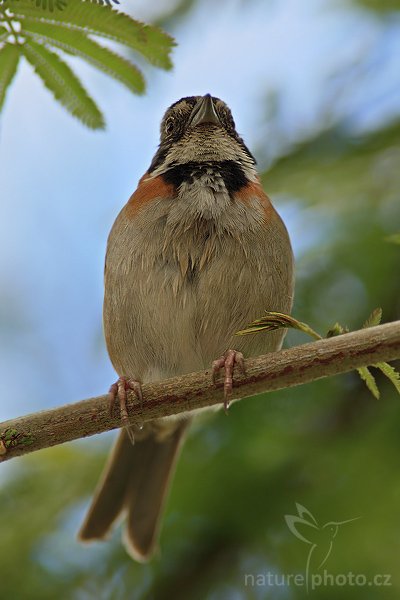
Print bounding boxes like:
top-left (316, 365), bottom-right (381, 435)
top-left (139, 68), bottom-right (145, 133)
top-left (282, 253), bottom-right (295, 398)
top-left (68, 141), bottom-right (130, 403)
top-left (0, 24), bottom-right (10, 43)
top-left (357, 366), bottom-right (380, 399)
top-left (362, 307), bottom-right (382, 328)
top-left (0, 43), bottom-right (21, 111)
top-left (23, 19), bottom-right (145, 93)
top-left (22, 40), bottom-right (104, 128)
top-left (0, 0), bottom-right (120, 11)
top-left (236, 311), bottom-right (322, 340)
top-left (9, 0), bottom-right (175, 69)
top-left (326, 322), bottom-right (349, 337)
top-left (85, 0), bottom-right (120, 5)
top-left (375, 362), bottom-right (400, 395)
top-left (31, 0), bottom-right (67, 9)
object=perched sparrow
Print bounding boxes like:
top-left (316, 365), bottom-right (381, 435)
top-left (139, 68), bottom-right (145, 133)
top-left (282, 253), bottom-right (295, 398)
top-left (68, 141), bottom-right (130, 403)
top-left (78, 94), bottom-right (294, 561)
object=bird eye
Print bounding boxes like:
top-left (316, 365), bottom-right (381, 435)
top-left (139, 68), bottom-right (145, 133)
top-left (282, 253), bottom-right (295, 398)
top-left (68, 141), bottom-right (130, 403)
top-left (221, 108), bottom-right (235, 132)
top-left (165, 118), bottom-right (175, 135)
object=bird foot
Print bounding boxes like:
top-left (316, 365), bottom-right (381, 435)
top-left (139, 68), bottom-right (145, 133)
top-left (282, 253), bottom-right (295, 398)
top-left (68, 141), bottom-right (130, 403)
top-left (212, 349), bottom-right (246, 413)
top-left (109, 376), bottom-right (143, 443)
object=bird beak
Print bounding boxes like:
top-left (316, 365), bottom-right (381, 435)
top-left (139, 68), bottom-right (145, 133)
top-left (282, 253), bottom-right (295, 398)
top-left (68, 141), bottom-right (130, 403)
top-left (189, 94), bottom-right (221, 127)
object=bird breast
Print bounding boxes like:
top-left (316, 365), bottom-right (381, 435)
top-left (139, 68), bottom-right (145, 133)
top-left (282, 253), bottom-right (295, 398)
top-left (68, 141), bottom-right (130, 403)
top-left (103, 175), bottom-right (294, 382)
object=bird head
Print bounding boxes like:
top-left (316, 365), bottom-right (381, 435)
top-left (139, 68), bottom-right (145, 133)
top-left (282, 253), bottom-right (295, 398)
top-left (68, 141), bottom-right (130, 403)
top-left (148, 94), bottom-right (257, 189)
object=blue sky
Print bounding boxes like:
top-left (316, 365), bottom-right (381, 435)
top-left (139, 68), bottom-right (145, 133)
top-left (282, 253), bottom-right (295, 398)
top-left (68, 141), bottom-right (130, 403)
top-left (0, 0), bottom-right (399, 423)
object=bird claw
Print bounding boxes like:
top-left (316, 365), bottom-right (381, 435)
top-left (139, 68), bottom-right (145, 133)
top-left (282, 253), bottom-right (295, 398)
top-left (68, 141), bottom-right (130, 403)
top-left (109, 376), bottom-right (143, 444)
top-left (212, 349), bottom-right (246, 412)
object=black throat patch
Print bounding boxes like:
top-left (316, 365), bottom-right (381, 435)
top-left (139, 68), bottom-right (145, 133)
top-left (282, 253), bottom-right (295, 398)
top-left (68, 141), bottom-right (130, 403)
top-left (161, 160), bottom-right (248, 194)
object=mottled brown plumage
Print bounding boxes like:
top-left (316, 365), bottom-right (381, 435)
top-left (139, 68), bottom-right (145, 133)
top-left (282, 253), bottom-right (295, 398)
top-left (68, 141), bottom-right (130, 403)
top-left (78, 95), bottom-right (294, 561)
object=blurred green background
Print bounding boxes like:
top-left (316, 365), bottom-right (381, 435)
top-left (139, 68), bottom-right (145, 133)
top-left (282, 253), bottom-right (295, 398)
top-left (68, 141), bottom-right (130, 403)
top-left (1, 0), bottom-right (399, 598)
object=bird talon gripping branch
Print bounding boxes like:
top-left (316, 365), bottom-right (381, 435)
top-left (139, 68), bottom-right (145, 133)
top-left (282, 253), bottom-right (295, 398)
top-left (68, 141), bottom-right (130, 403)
top-left (212, 349), bottom-right (246, 411)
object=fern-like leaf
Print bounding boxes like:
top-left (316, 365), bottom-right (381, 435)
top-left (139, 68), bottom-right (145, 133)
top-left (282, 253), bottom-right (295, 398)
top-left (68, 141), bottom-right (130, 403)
top-left (235, 306), bottom-right (398, 401)
top-left (22, 40), bottom-right (104, 128)
top-left (85, 0), bottom-right (120, 5)
top-left (9, 0), bottom-right (175, 69)
top-left (0, 43), bottom-right (21, 111)
top-left (32, 0), bottom-right (67, 10)
top-left (357, 366), bottom-right (380, 399)
top-left (236, 311), bottom-right (322, 340)
top-left (362, 307), bottom-right (382, 329)
top-left (23, 19), bottom-right (145, 93)
top-left (0, 0), bottom-right (66, 8)
top-left (0, 0), bottom-right (119, 9)
top-left (375, 362), bottom-right (400, 395)
top-left (326, 322), bottom-right (348, 337)
top-left (0, 25), bottom-right (10, 43)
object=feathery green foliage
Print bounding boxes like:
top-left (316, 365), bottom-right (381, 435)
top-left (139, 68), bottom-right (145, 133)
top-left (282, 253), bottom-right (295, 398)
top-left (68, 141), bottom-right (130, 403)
top-left (29, 0), bottom-right (67, 9)
top-left (0, 0), bottom-right (122, 12)
top-left (23, 19), bottom-right (145, 93)
top-left (236, 311), bottom-right (322, 340)
top-left (8, 0), bottom-right (174, 68)
top-left (357, 366), bottom-right (380, 399)
top-left (357, 308), bottom-right (400, 398)
top-left (238, 308), bottom-right (400, 401)
top-left (23, 39), bottom-right (104, 128)
top-left (362, 307), bottom-right (382, 328)
top-left (375, 362), bottom-right (400, 395)
top-left (0, 23), bottom-right (9, 42)
top-left (0, 0), bottom-right (175, 127)
top-left (0, 42), bottom-right (20, 110)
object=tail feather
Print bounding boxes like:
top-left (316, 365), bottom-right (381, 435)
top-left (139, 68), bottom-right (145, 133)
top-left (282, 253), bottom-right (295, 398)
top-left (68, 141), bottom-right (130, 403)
top-left (124, 422), bottom-right (188, 560)
top-left (78, 420), bottom-right (189, 561)
top-left (78, 429), bottom-right (136, 541)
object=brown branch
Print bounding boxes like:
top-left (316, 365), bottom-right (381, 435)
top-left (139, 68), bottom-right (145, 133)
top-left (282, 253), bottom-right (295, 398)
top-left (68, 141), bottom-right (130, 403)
top-left (1, 321), bottom-right (399, 462)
